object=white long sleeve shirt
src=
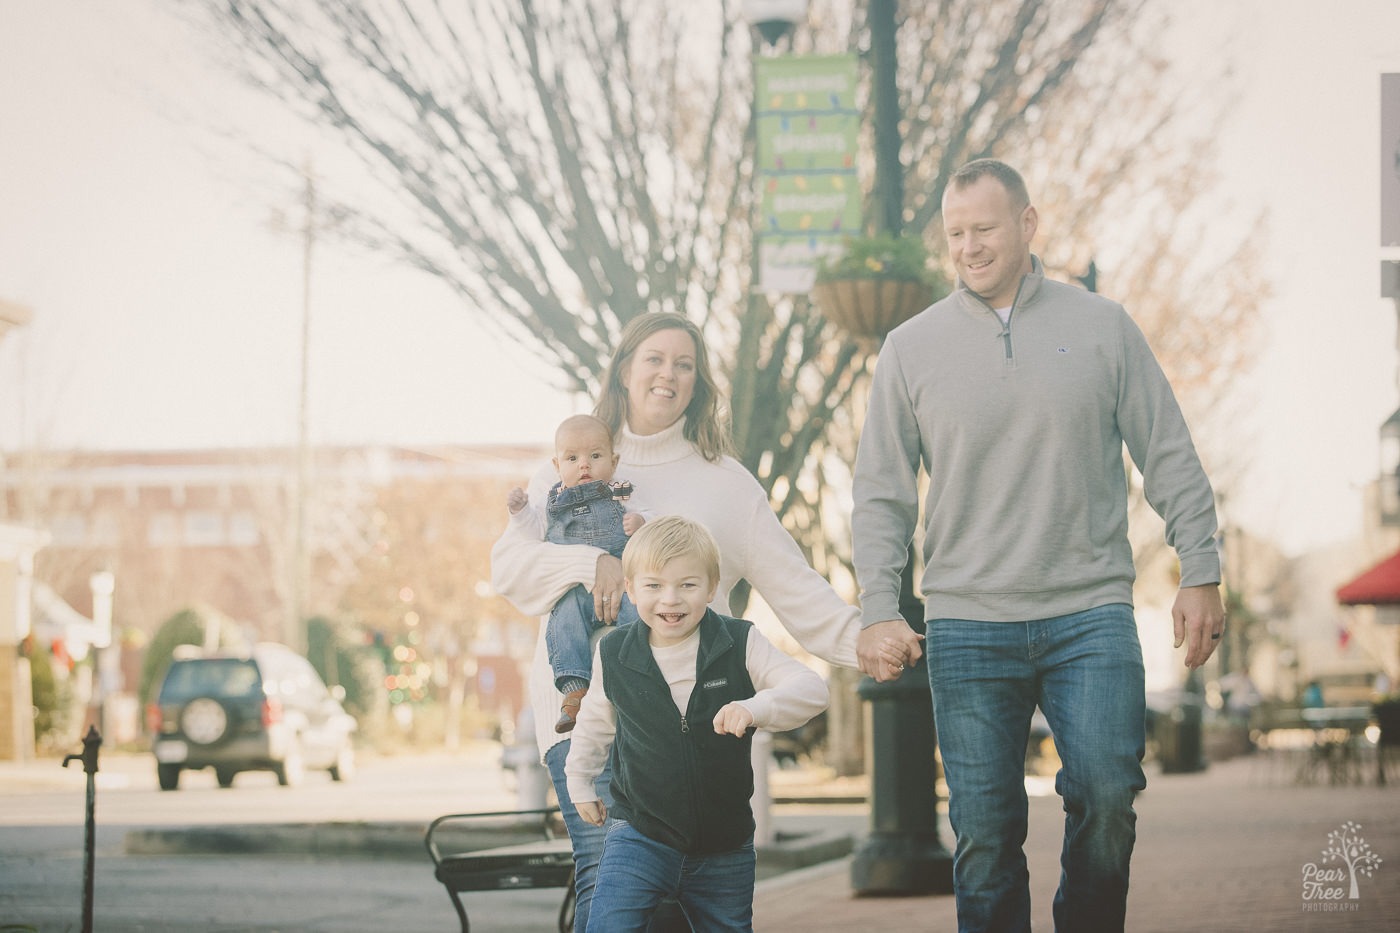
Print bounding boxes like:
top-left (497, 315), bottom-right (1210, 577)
top-left (565, 622), bottom-right (829, 806)
top-left (491, 419), bottom-right (860, 758)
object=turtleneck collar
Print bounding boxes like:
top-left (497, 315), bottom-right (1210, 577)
top-left (619, 417), bottom-right (696, 467)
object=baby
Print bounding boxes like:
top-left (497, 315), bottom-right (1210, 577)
top-left (507, 414), bottom-right (647, 732)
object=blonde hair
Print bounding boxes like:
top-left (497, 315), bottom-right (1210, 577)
top-left (622, 515), bottom-right (721, 583)
top-left (594, 313), bottom-right (732, 462)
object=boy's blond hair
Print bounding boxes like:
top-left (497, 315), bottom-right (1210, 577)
top-left (622, 515), bottom-right (720, 583)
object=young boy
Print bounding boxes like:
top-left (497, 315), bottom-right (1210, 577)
top-left (507, 414), bottom-right (647, 733)
top-left (564, 516), bottom-right (829, 933)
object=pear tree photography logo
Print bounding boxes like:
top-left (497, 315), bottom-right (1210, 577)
top-left (1301, 821), bottom-right (1383, 912)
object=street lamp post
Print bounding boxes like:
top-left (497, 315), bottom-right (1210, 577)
top-left (848, 0), bottom-right (954, 896)
top-left (743, 0), bottom-right (953, 898)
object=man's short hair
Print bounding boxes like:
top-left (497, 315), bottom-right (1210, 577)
top-left (622, 515), bottom-right (721, 583)
top-left (947, 159), bottom-right (1030, 210)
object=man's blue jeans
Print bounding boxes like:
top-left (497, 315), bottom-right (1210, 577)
top-left (587, 821), bottom-right (755, 933)
top-left (928, 603), bottom-right (1147, 933)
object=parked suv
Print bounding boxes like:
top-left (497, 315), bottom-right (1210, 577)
top-left (148, 643), bottom-right (357, 791)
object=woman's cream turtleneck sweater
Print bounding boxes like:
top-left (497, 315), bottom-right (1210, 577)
top-left (492, 419), bottom-right (860, 758)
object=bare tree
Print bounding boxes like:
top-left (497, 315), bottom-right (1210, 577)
top-left (173, 0), bottom-right (1266, 767)
top-left (171, 0), bottom-right (1260, 565)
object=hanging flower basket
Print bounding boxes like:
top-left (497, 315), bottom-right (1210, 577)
top-left (810, 277), bottom-right (935, 340)
top-left (810, 233), bottom-right (946, 341)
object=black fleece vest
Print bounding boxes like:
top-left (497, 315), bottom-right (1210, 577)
top-left (600, 610), bottom-right (756, 855)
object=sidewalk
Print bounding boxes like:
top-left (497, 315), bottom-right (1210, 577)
top-left (755, 754), bottom-right (1399, 932)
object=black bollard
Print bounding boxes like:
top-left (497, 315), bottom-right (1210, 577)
top-left (62, 725), bottom-right (102, 933)
top-left (850, 554), bottom-right (954, 895)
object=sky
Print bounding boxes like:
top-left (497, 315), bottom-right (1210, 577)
top-left (2, 0), bottom-right (1399, 559)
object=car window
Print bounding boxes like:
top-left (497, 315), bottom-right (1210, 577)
top-left (160, 659), bottom-right (262, 700)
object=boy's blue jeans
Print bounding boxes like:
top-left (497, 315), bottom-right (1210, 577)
top-left (928, 603), bottom-right (1147, 933)
top-left (586, 821), bottom-right (754, 933)
top-left (546, 587), bottom-right (638, 689)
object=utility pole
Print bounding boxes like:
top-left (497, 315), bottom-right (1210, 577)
top-left (271, 162), bottom-right (319, 654)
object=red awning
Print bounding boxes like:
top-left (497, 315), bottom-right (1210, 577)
top-left (1336, 548), bottom-right (1400, 605)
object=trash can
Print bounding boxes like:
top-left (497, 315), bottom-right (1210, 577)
top-left (1156, 692), bottom-right (1206, 773)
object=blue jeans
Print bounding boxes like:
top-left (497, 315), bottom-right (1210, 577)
top-left (547, 740), bottom-right (611, 933)
top-left (547, 742), bottom-right (693, 933)
top-left (547, 588), bottom-right (638, 688)
top-left (587, 821), bottom-right (755, 933)
top-left (928, 603), bottom-right (1146, 933)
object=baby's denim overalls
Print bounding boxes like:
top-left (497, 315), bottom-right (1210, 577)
top-left (544, 480), bottom-right (639, 687)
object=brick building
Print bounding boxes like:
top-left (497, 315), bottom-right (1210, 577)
top-left (0, 442), bottom-right (550, 754)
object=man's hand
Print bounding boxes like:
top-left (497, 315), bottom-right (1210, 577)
top-left (713, 702), bottom-right (756, 737)
top-left (593, 554), bottom-right (625, 623)
top-left (1173, 583), bottom-right (1225, 669)
top-left (575, 799), bottom-right (607, 827)
top-left (857, 618), bottom-right (925, 682)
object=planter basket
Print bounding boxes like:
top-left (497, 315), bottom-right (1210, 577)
top-left (810, 277), bottom-right (935, 341)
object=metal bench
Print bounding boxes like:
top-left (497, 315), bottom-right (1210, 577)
top-left (425, 807), bottom-right (575, 933)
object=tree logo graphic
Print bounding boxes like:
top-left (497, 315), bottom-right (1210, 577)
top-left (1301, 821), bottom-right (1383, 910)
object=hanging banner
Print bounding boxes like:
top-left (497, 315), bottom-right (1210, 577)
top-left (754, 53), bottom-right (860, 293)
top-left (1383, 73), bottom-right (1400, 249)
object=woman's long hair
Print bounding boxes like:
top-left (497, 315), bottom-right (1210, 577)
top-left (594, 313), bottom-right (732, 462)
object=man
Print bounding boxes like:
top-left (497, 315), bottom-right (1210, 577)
top-left (851, 159), bottom-right (1224, 932)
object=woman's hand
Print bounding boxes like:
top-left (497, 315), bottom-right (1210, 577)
top-left (857, 619), bottom-right (924, 682)
top-left (594, 554), bottom-right (626, 623)
top-left (576, 799), bottom-right (607, 827)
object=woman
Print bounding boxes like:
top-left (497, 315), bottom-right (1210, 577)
top-left (491, 312), bottom-right (913, 932)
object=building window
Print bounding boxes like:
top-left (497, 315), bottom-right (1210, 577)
top-left (183, 510), bottom-right (225, 546)
top-left (90, 511), bottom-right (121, 547)
top-left (228, 511), bottom-right (260, 546)
top-left (50, 514), bottom-right (87, 546)
top-left (148, 512), bottom-right (179, 547)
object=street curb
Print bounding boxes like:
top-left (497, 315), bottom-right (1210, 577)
top-left (125, 821), bottom-right (433, 859)
top-left (124, 821), bottom-right (856, 869)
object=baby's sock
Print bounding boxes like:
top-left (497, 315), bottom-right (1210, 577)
top-left (558, 677), bottom-right (589, 695)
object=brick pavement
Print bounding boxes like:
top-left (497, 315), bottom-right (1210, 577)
top-left (754, 754), bottom-right (1399, 932)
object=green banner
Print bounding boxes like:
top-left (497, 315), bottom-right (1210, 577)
top-left (754, 53), bottom-right (860, 293)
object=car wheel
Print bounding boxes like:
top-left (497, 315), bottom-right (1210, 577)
top-left (157, 763), bottom-right (181, 791)
top-left (215, 767), bottom-right (237, 789)
top-left (329, 741), bottom-right (356, 783)
top-left (180, 697), bottom-right (230, 746)
top-left (275, 736), bottom-right (305, 787)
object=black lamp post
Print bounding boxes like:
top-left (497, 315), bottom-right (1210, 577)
top-left (848, 0), bottom-right (954, 896)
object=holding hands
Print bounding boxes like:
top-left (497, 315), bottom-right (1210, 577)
top-left (857, 619), bottom-right (925, 682)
